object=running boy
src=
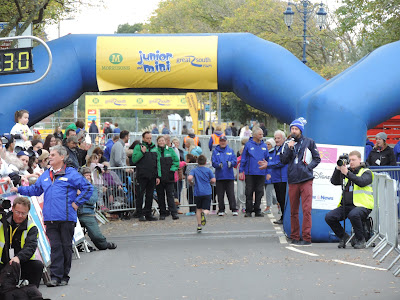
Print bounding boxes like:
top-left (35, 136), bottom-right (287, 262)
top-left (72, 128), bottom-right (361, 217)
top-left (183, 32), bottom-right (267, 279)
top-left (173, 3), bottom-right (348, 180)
top-left (187, 155), bottom-right (216, 232)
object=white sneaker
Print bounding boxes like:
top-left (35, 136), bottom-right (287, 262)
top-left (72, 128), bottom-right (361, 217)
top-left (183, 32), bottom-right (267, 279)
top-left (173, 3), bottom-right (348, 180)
top-left (232, 211), bottom-right (238, 216)
top-left (218, 212), bottom-right (225, 216)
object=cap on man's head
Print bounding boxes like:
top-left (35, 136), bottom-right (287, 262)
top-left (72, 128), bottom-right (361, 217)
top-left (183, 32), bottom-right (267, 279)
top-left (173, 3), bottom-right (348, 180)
top-left (38, 149), bottom-right (49, 161)
top-left (105, 122), bottom-right (110, 125)
top-left (67, 136), bottom-right (79, 144)
top-left (376, 132), bottom-right (387, 141)
top-left (17, 150), bottom-right (30, 157)
top-left (290, 117), bottom-right (307, 132)
top-left (220, 136), bottom-right (228, 141)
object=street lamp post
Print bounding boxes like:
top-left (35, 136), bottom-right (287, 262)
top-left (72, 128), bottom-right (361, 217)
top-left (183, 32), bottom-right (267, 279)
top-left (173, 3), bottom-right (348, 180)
top-left (283, 1), bottom-right (327, 64)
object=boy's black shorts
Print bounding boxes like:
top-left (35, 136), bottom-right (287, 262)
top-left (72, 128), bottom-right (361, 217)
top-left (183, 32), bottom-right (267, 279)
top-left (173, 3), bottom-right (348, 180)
top-left (194, 194), bottom-right (212, 210)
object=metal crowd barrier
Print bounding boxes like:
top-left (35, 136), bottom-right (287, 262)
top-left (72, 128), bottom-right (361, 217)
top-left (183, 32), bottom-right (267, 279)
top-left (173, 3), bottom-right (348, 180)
top-left (369, 166), bottom-right (400, 218)
top-left (176, 162), bottom-right (219, 212)
top-left (94, 166), bottom-right (136, 213)
top-left (365, 171), bottom-right (400, 276)
top-left (96, 163), bottom-right (220, 214)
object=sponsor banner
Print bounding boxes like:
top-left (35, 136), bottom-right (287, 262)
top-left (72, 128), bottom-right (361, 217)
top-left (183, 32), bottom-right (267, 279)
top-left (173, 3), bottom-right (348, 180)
top-left (96, 36), bottom-right (218, 91)
top-left (312, 144), bottom-right (364, 210)
top-left (30, 195), bottom-right (51, 267)
top-left (85, 94), bottom-right (188, 110)
top-left (186, 93), bottom-right (198, 134)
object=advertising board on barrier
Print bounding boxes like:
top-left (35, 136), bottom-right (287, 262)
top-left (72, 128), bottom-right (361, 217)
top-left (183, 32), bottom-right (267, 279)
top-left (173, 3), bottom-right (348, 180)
top-left (312, 144), bottom-right (364, 210)
top-left (30, 195), bottom-right (51, 267)
top-left (96, 36), bottom-right (218, 91)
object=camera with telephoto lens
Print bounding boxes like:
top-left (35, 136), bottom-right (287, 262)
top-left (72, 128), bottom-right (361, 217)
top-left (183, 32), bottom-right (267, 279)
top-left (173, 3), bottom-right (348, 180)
top-left (0, 197), bottom-right (11, 211)
top-left (337, 154), bottom-right (350, 166)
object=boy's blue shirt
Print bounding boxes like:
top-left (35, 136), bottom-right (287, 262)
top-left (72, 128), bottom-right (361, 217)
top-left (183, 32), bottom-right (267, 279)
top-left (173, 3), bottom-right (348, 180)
top-left (189, 166), bottom-right (215, 196)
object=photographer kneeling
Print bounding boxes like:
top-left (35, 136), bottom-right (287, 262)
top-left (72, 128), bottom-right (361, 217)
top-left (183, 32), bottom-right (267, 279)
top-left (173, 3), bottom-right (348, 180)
top-left (0, 197), bottom-right (43, 287)
top-left (325, 151), bottom-right (374, 249)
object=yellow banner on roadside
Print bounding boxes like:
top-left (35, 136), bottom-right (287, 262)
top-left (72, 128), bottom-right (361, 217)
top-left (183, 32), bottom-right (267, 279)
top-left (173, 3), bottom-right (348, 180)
top-left (96, 36), bottom-right (218, 91)
top-left (186, 93), bottom-right (198, 134)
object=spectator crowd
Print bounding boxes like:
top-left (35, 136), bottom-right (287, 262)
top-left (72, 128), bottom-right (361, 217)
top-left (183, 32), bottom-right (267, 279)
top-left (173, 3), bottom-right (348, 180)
top-left (0, 110), bottom-right (396, 291)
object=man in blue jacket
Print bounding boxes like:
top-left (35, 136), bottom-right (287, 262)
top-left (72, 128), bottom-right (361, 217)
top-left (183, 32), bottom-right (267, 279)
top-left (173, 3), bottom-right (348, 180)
top-left (269, 130), bottom-right (288, 224)
top-left (11, 145), bottom-right (93, 287)
top-left (104, 135), bottom-right (119, 161)
top-left (239, 127), bottom-right (269, 217)
top-left (212, 136), bottom-right (238, 216)
top-left (280, 118), bottom-right (321, 246)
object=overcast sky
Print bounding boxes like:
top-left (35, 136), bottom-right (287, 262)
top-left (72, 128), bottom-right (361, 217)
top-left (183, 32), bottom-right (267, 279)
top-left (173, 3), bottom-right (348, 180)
top-left (46, 0), bottom-right (341, 40)
top-left (46, 0), bottom-right (162, 40)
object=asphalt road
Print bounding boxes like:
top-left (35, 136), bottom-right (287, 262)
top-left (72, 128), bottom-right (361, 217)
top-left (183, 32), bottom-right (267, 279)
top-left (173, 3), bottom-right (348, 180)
top-left (41, 209), bottom-right (400, 300)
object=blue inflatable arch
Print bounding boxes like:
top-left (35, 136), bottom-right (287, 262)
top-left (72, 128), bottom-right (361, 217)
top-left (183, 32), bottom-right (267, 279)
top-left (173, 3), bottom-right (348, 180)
top-left (0, 33), bottom-right (400, 145)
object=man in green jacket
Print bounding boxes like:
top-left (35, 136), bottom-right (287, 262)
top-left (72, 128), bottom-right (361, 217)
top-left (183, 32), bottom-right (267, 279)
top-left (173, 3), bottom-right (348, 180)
top-left (132, 131), bottom-right (161, 221)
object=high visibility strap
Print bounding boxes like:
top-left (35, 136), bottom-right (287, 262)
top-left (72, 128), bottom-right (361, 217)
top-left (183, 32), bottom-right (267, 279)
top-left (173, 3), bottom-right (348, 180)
top-left (353, 190), bottom-right (373, 195)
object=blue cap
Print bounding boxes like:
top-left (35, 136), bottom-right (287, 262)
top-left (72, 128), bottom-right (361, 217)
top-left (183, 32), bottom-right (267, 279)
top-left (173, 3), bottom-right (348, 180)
top-left (290, 117), bottom-right (307, 132)
top-left (16, 150), bottom-right (30, 157)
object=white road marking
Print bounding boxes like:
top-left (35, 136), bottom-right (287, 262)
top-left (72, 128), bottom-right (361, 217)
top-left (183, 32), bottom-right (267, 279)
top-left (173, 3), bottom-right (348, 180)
top-left (286, 246), bottom-right (319, 257)
top-left (279, 236), bottom-right (288, 244)
top-left (332, 259), bottom-right (387, 271)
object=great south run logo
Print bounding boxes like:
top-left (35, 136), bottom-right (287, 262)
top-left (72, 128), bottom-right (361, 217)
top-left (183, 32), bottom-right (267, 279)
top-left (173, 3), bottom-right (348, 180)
top-left (176, 55), bottom-right (212, 68)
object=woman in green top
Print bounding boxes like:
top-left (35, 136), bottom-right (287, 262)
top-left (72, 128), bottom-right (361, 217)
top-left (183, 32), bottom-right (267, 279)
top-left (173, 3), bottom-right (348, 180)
top-left (155, 136), bottom-right (180, 220)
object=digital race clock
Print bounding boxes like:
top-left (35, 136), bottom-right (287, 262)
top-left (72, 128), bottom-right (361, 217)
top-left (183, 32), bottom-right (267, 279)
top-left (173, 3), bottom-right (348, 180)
top-left (0, 47), bottom-right (33, 75)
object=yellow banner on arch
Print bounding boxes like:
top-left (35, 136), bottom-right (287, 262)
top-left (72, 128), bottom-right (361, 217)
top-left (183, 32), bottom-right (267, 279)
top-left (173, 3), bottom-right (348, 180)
top-left (96, 36), bottom-right (218, 91)
top-left (85, 94), bottom-right (189, 110)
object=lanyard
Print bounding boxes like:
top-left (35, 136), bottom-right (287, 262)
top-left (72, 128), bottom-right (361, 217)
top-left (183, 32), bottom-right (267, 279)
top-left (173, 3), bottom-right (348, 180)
top-left (294, 140), bottom-right (303, 157)
top-left (10, 225), bottom-right (20, 247)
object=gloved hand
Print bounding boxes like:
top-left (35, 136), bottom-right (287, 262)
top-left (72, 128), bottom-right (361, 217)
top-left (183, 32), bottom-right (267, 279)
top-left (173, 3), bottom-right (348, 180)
top-left (227, 161), bottom-right (232, 168)
top-left (219, 163), bottom-right (223, 169)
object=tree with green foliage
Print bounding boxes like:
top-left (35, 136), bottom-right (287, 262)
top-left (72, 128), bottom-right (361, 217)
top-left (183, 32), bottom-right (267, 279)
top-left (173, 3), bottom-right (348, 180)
top-left (143, 0), bottom-right (357, 129)
top-left (0, 0), bottom-right (102, 40)
top-left (116, 23), bottom-right (143, 34)
top-left (336, 0), bottom-right (400, 54)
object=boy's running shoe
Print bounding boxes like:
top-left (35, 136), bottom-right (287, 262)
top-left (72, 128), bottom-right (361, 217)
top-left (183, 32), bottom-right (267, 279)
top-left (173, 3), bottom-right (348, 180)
top-left (197, 226), bottom-right (202, 233)
top-left (201, 212), bottom-right (206, 226)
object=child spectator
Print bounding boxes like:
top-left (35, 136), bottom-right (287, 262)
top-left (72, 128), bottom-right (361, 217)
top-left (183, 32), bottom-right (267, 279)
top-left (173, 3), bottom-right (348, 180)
top-left (10, 109), bottom-right (33, 150)
top-left (187, 155), bottom-right (216, 232)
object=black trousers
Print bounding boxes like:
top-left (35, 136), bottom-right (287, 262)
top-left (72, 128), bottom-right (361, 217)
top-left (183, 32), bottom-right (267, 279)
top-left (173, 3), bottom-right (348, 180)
top-left (156, 181), bottom-right (177, 216)
top-left (216, 180), bottom-right (237, 212)
top-left (325, 205), bottom-right (371, 241)
top-left (0, 260), bottom-right (43, 288)
top-left (274, 182), bottom-right (287, 220)
top-left (136, 177), bottom-right (156, 217)
top-left (245, 175), bottom-right (265, 214)
top-left (45, 221), bottom-right (75, 283)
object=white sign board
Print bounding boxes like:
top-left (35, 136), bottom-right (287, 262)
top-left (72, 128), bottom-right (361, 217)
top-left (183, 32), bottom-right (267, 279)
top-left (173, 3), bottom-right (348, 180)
top-left (0, 22), bottom-right (32, 48)
top-left (312, 144), bottom-right (365, 210)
